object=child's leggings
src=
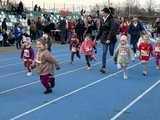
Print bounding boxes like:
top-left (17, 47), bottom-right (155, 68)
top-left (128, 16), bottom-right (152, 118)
top-left (40, 74), bottom-right (55, 89)
top-left (155, 56), bottom-right (160, 66)
top-left (85, 55), bottom-right (91, 67)
top-left (71, 51), bottom-right (80, 61)
top-left (24, 60), bottom-right (32, 72)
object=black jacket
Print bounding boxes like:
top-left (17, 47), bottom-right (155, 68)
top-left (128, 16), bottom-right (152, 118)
top-left (96, 15), bottom-right (117, 44)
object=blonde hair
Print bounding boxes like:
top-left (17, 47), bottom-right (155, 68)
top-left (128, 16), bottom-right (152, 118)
top-left (37, 37), bottom-right (48, 48)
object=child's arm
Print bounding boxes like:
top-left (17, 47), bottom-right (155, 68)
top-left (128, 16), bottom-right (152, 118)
top-left (113, 46), bottom-right (119, 64)
top-left (80, 42), bottom-right (84, 53)
top-left (44, 52), bottom-right (60, 70)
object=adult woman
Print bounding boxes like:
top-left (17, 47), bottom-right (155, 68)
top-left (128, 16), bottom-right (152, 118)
top-left (96, 7), bottom-right (117, 73)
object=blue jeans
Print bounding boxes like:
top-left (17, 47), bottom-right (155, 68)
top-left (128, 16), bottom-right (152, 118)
top-left (67, 32), bottom-right (72, 43)
top-left (102, 42), bottom-right (116, 68)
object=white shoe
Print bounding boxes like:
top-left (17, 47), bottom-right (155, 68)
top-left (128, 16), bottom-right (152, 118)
top-left (156, 66), bottom-right (160, 70)
top-left (87, 67), bottom-right (91, 70)
top-left (27, 72), bottom-right (32, 76)
top-left (123, 74), bottom-right (128, 80)
top-left (142, 71), bottom-right (147, 76)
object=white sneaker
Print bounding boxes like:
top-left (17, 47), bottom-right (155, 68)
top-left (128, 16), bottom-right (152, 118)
top-left (123, 74), bottom-right (128, 80)
top-left (87, 67), bottom-right (91, 70)
top-left (156, 66), bottom-right (160, 70)
top-left (142, 71), bottom-right (147, 76)
top-left (27, 72), bottom-right (32, 76)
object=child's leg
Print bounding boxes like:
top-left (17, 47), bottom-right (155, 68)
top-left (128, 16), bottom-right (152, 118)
top-left (40, 74), bottom-right (52, 94)
top-left (85, 55), bottom-right (91, 68)
top-left (123, 65), bottom-right (128, 80)
top-left (155, 56), bottom-right (160, 69)
top-left (49, 74), bottom-right (55, 88)
top-left (26, 60), bottom-right (32, 72)
top-left (76, 51), bottom-right (80, 59)
top-left (142, 62), bottom-right (148, 75)
top-left (71, 52), bottom-right (75, 62)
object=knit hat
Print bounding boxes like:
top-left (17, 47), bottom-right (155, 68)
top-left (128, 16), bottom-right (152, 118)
top-left (120, 35), bottom-right (128, 45)
top-left (22, 36), bottom-right (32, 48)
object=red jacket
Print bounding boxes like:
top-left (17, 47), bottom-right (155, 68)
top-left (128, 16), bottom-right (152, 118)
top-left (119, 23), bottom-right (129, 36)
top-left (80, 39), bottom-right (95, 56)
top-left (137, 42), bottom-right (153, 62)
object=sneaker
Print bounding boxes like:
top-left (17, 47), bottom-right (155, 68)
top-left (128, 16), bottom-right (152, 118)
top-left (44, 89), bottom-right (52, 94)
top-left (156, 66), bottom-right (160, 70)
top-left (123, 74), bottom-right (128, 80)
top-left (87, 66), bottom-right (91, 70)
top-left (142, 71), bottom-right (147, 76)
top-left (27, 72), bottom-right (32, 76)
top-left (100, 68), bottom-right (106, 73)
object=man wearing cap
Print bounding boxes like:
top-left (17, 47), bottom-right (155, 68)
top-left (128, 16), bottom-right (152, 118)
top-left (96, 7), bottom-right (117, 73)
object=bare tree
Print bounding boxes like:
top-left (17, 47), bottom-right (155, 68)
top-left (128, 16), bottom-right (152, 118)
top-left (146, 0), bottom-right (155, 15)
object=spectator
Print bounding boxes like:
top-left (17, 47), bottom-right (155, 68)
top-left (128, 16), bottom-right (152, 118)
top-left (2, 18), bottom-right (7, 32)
top-left (128, 17), bottom-right (144, 55)
top-left (96, 7), bottom-right (118, 73)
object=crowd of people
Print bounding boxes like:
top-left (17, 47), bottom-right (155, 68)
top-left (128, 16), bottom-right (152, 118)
top-left (1, 6), bottom-right (160, 94)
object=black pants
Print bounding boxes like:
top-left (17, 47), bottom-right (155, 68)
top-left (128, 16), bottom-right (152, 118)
top-left (130, 35), bottom-right (140, 54)
top-left (16, 37), bottom-right (22, 49)
top-left (71, 51), bottom-right (80, 62)
top-left (85, 55), bottom-right (91, 67)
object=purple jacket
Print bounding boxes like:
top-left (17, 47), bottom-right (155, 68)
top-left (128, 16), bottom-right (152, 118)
top-left (21, 47), bottom-right (34, 60)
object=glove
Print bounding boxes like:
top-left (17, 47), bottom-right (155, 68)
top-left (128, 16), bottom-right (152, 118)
top-left (106, 40), bottom-right (110, 44)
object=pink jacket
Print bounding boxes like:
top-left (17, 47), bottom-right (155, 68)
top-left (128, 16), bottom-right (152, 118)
top-left (80, 39), bottom-right (95, 56)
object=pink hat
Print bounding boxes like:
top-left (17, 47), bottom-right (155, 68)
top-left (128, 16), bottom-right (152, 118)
top-left (120, 35), bottom-right (127, 41)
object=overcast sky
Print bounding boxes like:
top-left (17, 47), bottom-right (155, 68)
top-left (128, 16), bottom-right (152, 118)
top-left (14, 0), bottom-right (160, 10)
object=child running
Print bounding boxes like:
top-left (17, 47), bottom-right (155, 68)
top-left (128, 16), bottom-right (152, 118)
top-left (80, 34), bottom-right (96, 70)
top-left (114, 35), bottom-right (133, 80)
top-left (137, 33), bottom-right (153, 76)
top-left (70, 33), bottom-right (80, 64)
top-left (32, 37), bottom-right (60, 94)
top-left (21, 36), bottom-right (34, 76)
top-left (154, 35), bottom-right (160, 69)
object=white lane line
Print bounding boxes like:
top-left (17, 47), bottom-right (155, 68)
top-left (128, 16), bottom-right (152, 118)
top-left (110, 80), bottom-right (160, 120)
top-left (9, 62), bottom-right (141, 120)
top-left (0, 53), bottom-right (69, 68)
top-left (0, 60), bottom-right (67, 79)
top-left (0, 61), bottom-right (102, 95)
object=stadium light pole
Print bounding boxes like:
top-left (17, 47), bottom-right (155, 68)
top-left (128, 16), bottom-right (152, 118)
top-left (108, 0), bottom-right (110, 7)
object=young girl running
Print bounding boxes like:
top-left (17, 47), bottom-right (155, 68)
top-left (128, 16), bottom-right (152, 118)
top-left (21, 36), bottom-right (34, 76)
top-left (80, 34), bottom-right (96, 70)
top-left (154, 35), bottom-right (160, 69)
top-left (70, 33), bottom-right (80, 64)
top-left (32, 37), bottom-right (60, 94)
top-left (114, 35), bottom-right (133, 80)
top-left (137, 33), bottom-right (153, 76)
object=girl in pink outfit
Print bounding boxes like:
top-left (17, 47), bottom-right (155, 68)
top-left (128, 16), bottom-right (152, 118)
top-left (80, 35), bottom-right (96, 70)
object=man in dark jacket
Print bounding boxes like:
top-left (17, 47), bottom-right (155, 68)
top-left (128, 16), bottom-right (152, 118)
top-left (96, 7), bottom-right (117, 73)
top-left (128, 17), bottom-right (144, 54)
top-left (75, 17), bottom-right (85, 43)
